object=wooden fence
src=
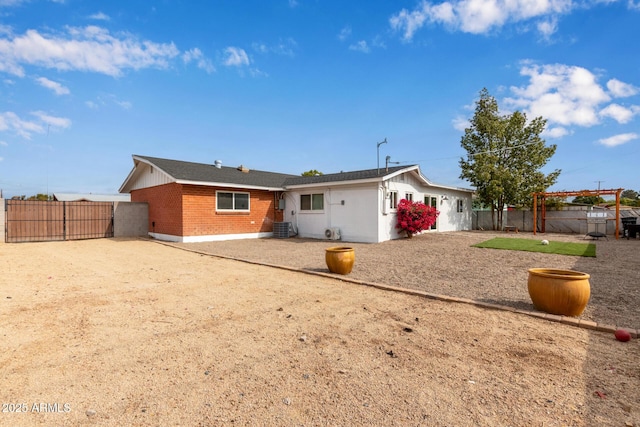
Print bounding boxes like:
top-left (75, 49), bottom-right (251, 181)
top-left (5, 200), bottom-right (114, 243)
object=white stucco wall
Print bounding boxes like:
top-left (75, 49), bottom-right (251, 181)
top-left (283, 172), bottom-right (473, 243)
top-left (283, 185), bottom-right (380, 243)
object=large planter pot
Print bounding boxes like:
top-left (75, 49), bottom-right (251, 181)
top-left (527, 268), bottom-right (591, 316)
top-left (325, 247), bottom-right (355, 275)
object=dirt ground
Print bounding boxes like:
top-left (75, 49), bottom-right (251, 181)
top-left (177, 230), bottom-right (640, 330)
top-left (0, 234), bottom-right (639, 426)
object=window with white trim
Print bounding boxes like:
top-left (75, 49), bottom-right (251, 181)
top-left (405, 193), bottom-right (414, 202)
top-left (301, 193), bottom-right (324, 211)
top-left (216, 191), bottom-right (250, 211)
top-left (457, 199), bottom-right (464, 213)
top-left (389, 191), bottom-right (398, 209)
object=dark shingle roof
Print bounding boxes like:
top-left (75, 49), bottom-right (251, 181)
top-left (282, 165), bottom-right (415, 186)
top-left (133, 155), bottom-right (418, 190)
top-left (135, 155), bottom-right (297, 189)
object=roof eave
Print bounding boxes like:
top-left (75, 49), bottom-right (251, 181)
top-left (175, 179), bottom-right (284, 192)
top-left (284, 177), bottom-right (386, 189)
top-left (120, 155), bottom-right (178, 193)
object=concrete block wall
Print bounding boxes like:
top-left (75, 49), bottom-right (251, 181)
top-left (114, 202), bottom-right (148, 237)
top-left (474, 209), bottom-right (625, 235)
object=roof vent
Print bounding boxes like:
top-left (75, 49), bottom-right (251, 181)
top-left (237, 165), bottom-right (250, 173)
top-left (214, 160), bottom-right (222, 169)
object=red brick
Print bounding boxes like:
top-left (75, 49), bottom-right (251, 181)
top-left (131, 184), bottom-right (279, 238)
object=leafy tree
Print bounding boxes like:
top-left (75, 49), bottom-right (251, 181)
top-left (571, 196), bottom-right (605, 205)
top-left (395, 199), bottom-right (439, 238)
top-left (621, 189), bottom-right (638, 200)
top-left (621, 198), bottom-right (640, 207)
top-left (544, 197), bottom-right (565, 210)
top-left (27, 193), bottom-right (52, 201)
top-left (459, 88), bottom-right (560, 230)
top-left (301, 169), bottom-right (323, 176)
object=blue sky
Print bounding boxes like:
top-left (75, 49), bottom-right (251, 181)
top-left (1, 0), bottom-right (638, 199)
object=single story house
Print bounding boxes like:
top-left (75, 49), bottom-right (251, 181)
top-left (119, 155), bottom-right (474, 243)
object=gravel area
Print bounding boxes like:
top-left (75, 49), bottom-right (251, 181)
top-left (174, 230), bottom-right (640, 330)
top-left (1, 236), bottom-right (638, 426)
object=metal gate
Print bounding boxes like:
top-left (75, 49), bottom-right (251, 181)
top-left (5, 200), bottom-right (114, 243)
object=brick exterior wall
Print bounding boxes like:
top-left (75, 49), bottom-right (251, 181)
top-left (131, 183), bottom-right (183, 236)
top-left (131, 183), bottom-right (283, 238)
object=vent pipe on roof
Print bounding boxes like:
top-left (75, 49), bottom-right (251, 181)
top-left (214, 160), bottom-right (222, 169)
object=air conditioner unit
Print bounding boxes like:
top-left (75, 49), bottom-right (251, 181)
top-left (324, 227), bottom-right (341, 240)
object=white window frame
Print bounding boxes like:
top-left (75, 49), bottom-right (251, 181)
top-left (389, 191), bottom-right (399, 209)
top-left (457, 199), bottom-right (464, 213)
top-left (216, 191), bottom-right (250, 212)
top-left (300, 193), bottom-right (324, 212)
top-left (405, 192), bottom-right (414, 202)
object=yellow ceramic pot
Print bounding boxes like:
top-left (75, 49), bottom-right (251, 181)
top-left (527, 268), bottom-right (591, 316)
top-left (325, 247), bottom-right (355, 275)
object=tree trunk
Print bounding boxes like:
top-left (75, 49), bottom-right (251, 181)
top-left (491, 206), bottom-right (497, 230)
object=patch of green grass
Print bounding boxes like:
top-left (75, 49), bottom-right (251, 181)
top-left (472, 237), bottom-right (596, 257)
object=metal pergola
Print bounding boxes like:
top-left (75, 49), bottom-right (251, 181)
top-left (532, 188), bottom-right (624, 239)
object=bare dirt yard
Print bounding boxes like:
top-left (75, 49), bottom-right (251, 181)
top-left (1, 232), bottom-right (638, 426)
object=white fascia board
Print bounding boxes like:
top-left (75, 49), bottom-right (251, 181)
top-left (411, 166), bottom-right (475, 194)
top-left (284, 177), bottom-right (383, 190)
top-left (175, 180), bottom-right (284, 192)
top-left (385, 165), bottom-right (421, 181)
top-left (422, 179), bottom-right (475, 193)
top-left (118, 166), bottom-right (137, 193)
top-left (119, 156), bottom-right (175, 193)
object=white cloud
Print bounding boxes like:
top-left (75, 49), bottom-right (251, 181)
top-left (114, 99), bottom-right (132, 110)
top-left (84, 94), bottom-right (132, 110)
top-left (30, 110), bottom-right (71, 129)
top-left (36, 76), bottom-right (70, 95)
top-left (337, 26), bottom-right (352, 41)
top-left (543, 126), bottom-right (570, 138)
top-left (348, 40), bottom-right (370, 53)
top-left (89, 12), bottom-right (110, 21)
top-left (249, 68), bottom-right (268, 78)
top-left (0, 0), bottom-right (27, 6)
top-left (0, 110), bottom-right (70, 139)
top-left (505, 63), bottom-right (615, 128)
top-left (599, 103), bottom-right (639, 124)
top-left (252, 39), bottom-right (297, 57)
top-left (0, 111), bottom-right (43, 139)
top-left (597, 132), bottom-right (638, 147)
top-left (389, 4), bottom-right (429, 41)
top-left (537, 17), bottom-right (558, 40)
top-left (182, 47), bottom-right (215, 73)
top-left (452, 116), bottom-right (469, 131)
top-left (222, 47), bottom-right (250, 67)
top-left (389, 0), bottom-right (573, 40)
top-left (607, 78), bottom-right (638, 97)
top-left (0, 140), bottom-right (7, 146)
top-left (0, 26), bottom-right (180, 77)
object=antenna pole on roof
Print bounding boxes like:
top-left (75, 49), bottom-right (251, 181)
top-left (385, 155), bottom-right (400, 172)
top-left (377, 138), bottom-right (387, 175)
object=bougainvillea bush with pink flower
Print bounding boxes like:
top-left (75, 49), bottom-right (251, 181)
top-left (395, 199), bottom-right (440, 238)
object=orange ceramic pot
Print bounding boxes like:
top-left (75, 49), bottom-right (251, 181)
top-left (527, 268), bottom-right (591, 316)
top-left (325, 247), bottom-right (355, 275)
